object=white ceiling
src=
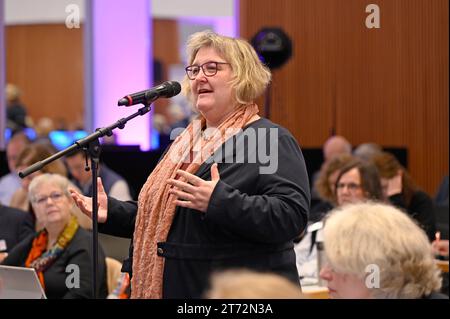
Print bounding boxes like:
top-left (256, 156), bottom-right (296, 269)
top-left (4, 0), bottom-right (235, 25)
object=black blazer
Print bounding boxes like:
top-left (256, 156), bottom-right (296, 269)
top-left (0, 205), bottom-right (34, 252)
top-left (99, 118), bottom-right (311, 298)
top-left (2, 227), bottom-right (108, 299)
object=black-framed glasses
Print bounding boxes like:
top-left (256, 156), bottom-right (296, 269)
top-left (185, 61), bottom-right (230, 80)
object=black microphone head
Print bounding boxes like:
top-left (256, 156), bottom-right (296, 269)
top-left (163, 81), bottom-right (181, 98)
top-left (118, 81), bottom-right (181, 106)
top-left (118, 97), bottom-right (130, 106)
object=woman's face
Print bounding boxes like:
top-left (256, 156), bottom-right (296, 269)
top-left (189, 46), bottom-right (236, 127)
top-left (31, 182), bottom-right (72, 227)
top-left (336, 167), bottom-right (366, 206)
top-left (319, 263), bottom-right (372, 299)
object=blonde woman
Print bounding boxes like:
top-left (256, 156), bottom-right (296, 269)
top-left (70, 30), bottom-right (310, 299)
top-left (320, 202), bottom-right (445, 299)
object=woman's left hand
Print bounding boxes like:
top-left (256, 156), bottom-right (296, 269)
top-left (167, 163), bottom-right (220, 213)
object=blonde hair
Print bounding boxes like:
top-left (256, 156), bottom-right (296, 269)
top-left (205, 269), bottom-right (304, 299)
top-left (181, 30), bottom-right (272, 105)
top-left (323, 202), bottom-right (442, 298)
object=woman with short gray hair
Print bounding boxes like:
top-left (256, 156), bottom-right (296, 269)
top-left (320, 202), bottom-right (444, 299)
top-left (2, 174), bottom-right (108, 299)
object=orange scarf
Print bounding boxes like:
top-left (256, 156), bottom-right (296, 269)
top-left (131, 103), bottom-right (259, 298)
top-left (25, 231), bottom-right (47, 288)
top-left (25, 217), bottom-right (79, 290)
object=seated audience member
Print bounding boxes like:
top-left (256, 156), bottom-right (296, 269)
top-left (0, 204), bottom-right (34, 260)
top-left (435, 175), bottom-right (449, 206)
top-left (310, 136), bottom-right (352, 207)
top-left (6, 83), bottom-right (28, 131)
top-left (65, 149), bottom-right (132, 201)
top-left (310, 154), bottom-right (354, 222)
top-left (2, 174), bottom-right (108, 299)
top-left (295, 160), bottom-right (383, 282)
top-left (353, 142), bottom-right (383, 162)
top-left (33, 117), bottom-right (56, 150)
top-left (9, 143), bottom-right (67, 230)
top-left (323, 135), bottom-right (353, 163)
top-left (334, 160), bottom-right (384, 206)
top-left (205, 269), bottom-right (304, 299)
top-left (320, 202), bottom-right (445, 299)
top-left (0, 132), bottom-right (30, 205)
top-left (371, 151), bottom-right (436, 241)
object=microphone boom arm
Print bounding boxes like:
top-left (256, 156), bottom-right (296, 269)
top-left (19, 104), bottom-right (152, 178)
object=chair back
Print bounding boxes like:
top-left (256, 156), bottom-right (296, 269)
top-left (105, 257), bottom-right (123, 295)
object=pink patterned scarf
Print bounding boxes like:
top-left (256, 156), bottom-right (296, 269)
top-left (131, 103), bottom-right (259, 298)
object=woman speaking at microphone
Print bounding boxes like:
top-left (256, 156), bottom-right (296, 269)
top-left (70, 30), bottom-right (310, 299)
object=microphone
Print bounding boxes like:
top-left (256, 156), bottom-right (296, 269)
top-left (117, 81), bottom-right (181, 106)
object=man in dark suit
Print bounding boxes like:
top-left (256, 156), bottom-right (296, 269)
top-left (0, 204), bottom-right (34, 261)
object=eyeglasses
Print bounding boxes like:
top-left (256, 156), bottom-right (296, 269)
top-left (33, 192), bottom-right (65, 205)
top-left (185, 61), bottom-right (230, 80)
top-left (336, 182), bottom-right (362, 192)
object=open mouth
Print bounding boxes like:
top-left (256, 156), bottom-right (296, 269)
top-left (198, 89), bottom-right (213, 95)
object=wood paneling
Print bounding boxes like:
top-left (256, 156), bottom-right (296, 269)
top-left (6, 24), bottom-right (84, 129)
top-left (152, 19), bottom-right (180, 118)
top-left (5, 20), bottom-right (180, 127)
top-left (240, 0), bottom-right (448, 194)
top-left (153, 19), bottom-right (180, 66)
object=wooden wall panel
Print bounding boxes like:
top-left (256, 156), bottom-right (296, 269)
top-left (152, 19), bottom-right (180, 118)
top-left (240, 0), bottom-right (448, 194)
top-left (6, 24), bottom-right (84, 129)
top-left (153, 19), bottom-right (180, 66)
top-left (4, 19), bottom-right (180, 128)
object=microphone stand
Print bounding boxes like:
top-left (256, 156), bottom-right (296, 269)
top-left (19, 102), bottom-right (153, 299)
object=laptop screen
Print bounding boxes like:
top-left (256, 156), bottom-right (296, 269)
top-left (0, 265), bottom-right (47, 299)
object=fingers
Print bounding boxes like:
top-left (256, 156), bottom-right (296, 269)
top-left (97, 177), bottom-right (106, 195)
top-left (210, 163), bottom-right (220, 181)
top-left (69, 189), bottom-right (93, 217)
top-left (75, 198), bottom-right (92, 216)
top-left (167, 179), bottom-right (196, 194)
top-left (174, 200), bottom-right (195, 210)
top-left (176, 170), bottom-right (203, 186)
top-left (169, 188), bottom-right (195, 202)
top-left (211, 163), bottom-right (220, 180)
top-left (69, 188), bottom-right (83, 205)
